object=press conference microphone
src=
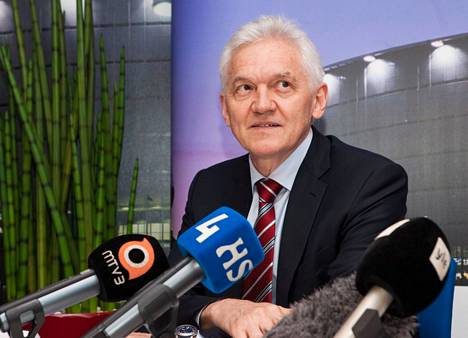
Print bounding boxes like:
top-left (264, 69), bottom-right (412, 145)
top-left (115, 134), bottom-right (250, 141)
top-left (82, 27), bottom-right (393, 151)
top-left (266, 217), bottom-right (449, 338)
top-left (265, 273), bottom-right (417, 338)
top-left (83, 206), bottom-right (265, 338)
top-left (333, 217), bottom-right (451, 338)
top-left (0, 234), bottom-right (168, 334)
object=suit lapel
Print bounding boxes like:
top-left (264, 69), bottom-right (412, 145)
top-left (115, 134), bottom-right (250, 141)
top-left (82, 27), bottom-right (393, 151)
top-left (219, 155), bottom-right (252, 298)
top-left (276, 127), bottom-right (331, 306)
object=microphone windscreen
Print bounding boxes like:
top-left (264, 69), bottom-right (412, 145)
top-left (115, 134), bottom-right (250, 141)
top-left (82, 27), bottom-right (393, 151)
top-left (88, 234), bottom-right (169, 301)
top-left (177, 207), bottom-right (264, 293)
top-left (266, 274), bottom-right (417, 338)
top-left (356, 217), bottom-right (451, 317)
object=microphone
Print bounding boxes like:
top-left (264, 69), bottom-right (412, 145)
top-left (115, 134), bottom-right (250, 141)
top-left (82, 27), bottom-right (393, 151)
top-left (82, 206), bottom-right (264, 338)
top-left (0, 234), bottom-right (169, 334)
top-left (266, 217), bottom-right (450, 338)
top-left (334, 217), bottom-right (451, 338)
top-left (265, 273), bottom-right (418, 338)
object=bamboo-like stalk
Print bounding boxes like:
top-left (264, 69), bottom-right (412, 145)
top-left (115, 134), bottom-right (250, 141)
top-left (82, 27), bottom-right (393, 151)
top-left (50, 236), bottom-right (60, 283)
top-left (51, 0), bottom-right (62, 205)
top-left (61, 81), bottom-right (79, 208)
top-left (27, 223), bottom-right (37, 293)
top-left (94, 146), bottom-right (105, 257)
top-left (33, 53), bottom-right (48, 289)
top-left (25, 60), bottom-right (36, 293)
top-left (11, 0), bottom-right (27, 91)
top-left (106, 85), bottom-right (119, 241)
top-left (7, 66), bottom-right (20, 270)
top-left (3, 107), bottom-right (17, 301)
top-left (127, 158), bottom-right (139, 234)
top-left (59, 10), bottom-right (72, 209)
top-left (17, 61), bottom-right (34, 298)
top-left (99, 34), bottom-right (112, 241)
top-left (76, 0), bottom-right (94, 258)
top-left (108, 50), bottom-right (126, 239)
top-left (29, 0), bottom-right (53, 145)
top-left (69, 115), bottom-right (88, 313)
top-left (85, 0), bottom-right (95, 155)
top-left (0, 47), bottom-right (76, 278)
top-left (0, 113), bottom-right (13, 301)
top-left (116, 48), bottom-right (126, 173)
top-left (1, 0), bottom-right (131, 306)
top-left (69, 115), bottom-right (86, 272)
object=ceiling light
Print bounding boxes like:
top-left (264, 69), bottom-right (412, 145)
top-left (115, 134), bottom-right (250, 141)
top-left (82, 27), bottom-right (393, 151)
top-left (431, 40), bottom-right (444, 48)
top-left (363, 55), bottom-right (376, 63)
top-left (153, 0), bottom-right (171, 17)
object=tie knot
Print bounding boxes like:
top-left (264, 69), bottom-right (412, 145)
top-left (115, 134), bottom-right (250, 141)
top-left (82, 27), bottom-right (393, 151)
top-left (256, 178), bottom-right (283, 204)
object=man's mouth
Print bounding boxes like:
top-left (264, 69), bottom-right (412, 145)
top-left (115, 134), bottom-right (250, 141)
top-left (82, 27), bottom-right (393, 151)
top-left (251, 123), bottom-right (281, 128)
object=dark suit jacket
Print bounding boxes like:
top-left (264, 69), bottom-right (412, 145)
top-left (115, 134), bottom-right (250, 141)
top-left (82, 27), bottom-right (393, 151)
top-left (169, 127), bottom-right (408, 337)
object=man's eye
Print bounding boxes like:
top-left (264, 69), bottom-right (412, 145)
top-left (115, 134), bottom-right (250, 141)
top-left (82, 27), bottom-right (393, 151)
top-left (277, 80), bottom-right (291, 89)
top-left (237, 84), bottom-right (252, 92)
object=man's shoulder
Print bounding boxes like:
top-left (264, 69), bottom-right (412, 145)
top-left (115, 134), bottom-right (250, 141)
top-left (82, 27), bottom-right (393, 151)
top-left (196, 154), bottom-right (249, 179)
top-left (326, 134), bottom-right (403, 171)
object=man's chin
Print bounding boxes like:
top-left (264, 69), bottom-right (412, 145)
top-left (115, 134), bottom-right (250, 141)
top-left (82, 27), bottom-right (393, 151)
top-left (248, 147), bottom-right (286, 161)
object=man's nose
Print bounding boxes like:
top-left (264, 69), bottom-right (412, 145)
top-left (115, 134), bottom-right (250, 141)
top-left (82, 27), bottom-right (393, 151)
top-left (252, 86), bottom-right (275, 114)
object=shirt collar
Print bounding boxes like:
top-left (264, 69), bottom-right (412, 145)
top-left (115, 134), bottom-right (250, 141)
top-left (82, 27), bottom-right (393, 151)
top-left (249, 128), bottom-right (313, 192)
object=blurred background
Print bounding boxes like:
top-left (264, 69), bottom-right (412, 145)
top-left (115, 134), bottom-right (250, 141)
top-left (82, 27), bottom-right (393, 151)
top-left (0, 0), bottom-right (172, 251)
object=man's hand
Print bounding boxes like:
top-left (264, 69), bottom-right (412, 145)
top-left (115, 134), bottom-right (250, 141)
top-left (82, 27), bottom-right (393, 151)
top-left (200, 298), bottom-right (291, 338)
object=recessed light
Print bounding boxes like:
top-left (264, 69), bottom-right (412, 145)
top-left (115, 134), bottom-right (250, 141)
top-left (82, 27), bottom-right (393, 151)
top-left (431, 40), bottom-right (444, 48)
top-left (363, 55), bottom-right (376, 63)
top-left (153, 0), bottom-right (171, 17)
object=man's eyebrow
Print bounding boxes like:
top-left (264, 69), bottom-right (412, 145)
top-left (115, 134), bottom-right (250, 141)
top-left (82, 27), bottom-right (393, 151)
top-left (231, 73), bottom-right (296, 84)
top-left (231, 76), bottom-right (253, 84)
top-left (276, 72), bottom-right (297, 81)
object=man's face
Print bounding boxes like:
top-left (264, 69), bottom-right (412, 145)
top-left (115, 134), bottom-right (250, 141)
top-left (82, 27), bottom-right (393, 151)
top-left (221, 38), bottom-right (327, 164)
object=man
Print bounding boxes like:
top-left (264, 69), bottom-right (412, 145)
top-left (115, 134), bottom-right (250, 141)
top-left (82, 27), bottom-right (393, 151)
top-left (169, 15), bottom-right (407, 338)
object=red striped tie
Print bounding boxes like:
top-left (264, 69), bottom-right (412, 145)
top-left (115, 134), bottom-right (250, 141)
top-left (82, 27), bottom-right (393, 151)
top-left (242, 178), bottom-right (283, 303)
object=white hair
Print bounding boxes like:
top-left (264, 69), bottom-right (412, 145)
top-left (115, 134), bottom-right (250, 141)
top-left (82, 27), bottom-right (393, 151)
top-left (219, 15), bottom-right (324, 91)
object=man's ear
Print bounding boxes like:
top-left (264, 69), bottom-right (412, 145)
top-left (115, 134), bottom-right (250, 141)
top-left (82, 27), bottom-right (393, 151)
top-left (220, 94), bottom-right (230, 127)
top-left (311, 83), bottom-right (328, 120)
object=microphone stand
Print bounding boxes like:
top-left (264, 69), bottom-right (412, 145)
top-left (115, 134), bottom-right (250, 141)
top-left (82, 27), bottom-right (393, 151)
top-left (5, 299), bottom-right (45, 338)
top-left (142, 285), bottom-right (179, 338)
top-left (352, 309), bottom-right (390, 338)
top-left (89, 283), bottom-right (179, 338)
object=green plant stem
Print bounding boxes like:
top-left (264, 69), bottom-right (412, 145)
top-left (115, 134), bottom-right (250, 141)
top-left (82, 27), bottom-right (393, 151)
top-left (76, 0), bottom-right (94, 259)
top-left (29, 0), bottom-right (53, 145)
top-left (4, 108), bottom-right (17, 301)
top-left (51, 0), bottom-right (62, 205)
top-left (127, 158), bottom-right (139, 234)
top-left (0, 114), bottom-right (13, 301)
top-left (11, 0), bottom-right (27, 91)
top-left (33, 55), bottom-right (48, 289)
top-left (0, 47), bottom-right (76, 277)
top-left (17, 61), bottom-right (34, 298)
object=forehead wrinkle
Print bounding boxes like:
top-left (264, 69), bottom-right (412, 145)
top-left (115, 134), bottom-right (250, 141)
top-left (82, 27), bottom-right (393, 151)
top-left (230, 71), bottom-right (297, 86)
top-left (276, 72), bottom-right (297, 82)
top-left (231, 76), bottom-right (254, 84)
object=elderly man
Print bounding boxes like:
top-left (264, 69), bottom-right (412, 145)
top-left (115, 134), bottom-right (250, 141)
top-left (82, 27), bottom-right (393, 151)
top-left (170, 15), bottom-right (407, 338)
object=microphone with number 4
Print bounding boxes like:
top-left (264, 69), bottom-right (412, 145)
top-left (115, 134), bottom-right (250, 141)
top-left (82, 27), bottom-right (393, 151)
top-left (83, 206), bottom-right (264, 338)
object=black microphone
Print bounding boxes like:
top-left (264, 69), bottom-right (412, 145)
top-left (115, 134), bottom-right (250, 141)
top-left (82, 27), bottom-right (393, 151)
top-left (265, 273), bottom-right (418, 338)
top-left (0, 234), bottom-right (169, 334)
top-left (83, 207), bottom-right (265, 338)
top-left (334, 217), bottom-right (451, 338)
top-left (266, 217), bottom-right (450, 338)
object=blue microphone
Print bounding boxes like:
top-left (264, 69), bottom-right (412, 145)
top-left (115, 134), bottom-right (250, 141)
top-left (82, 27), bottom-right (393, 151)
top-left (83, 207), bottom-right (264, 338)
top-left (177, 206), bottom-right (264, 293)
